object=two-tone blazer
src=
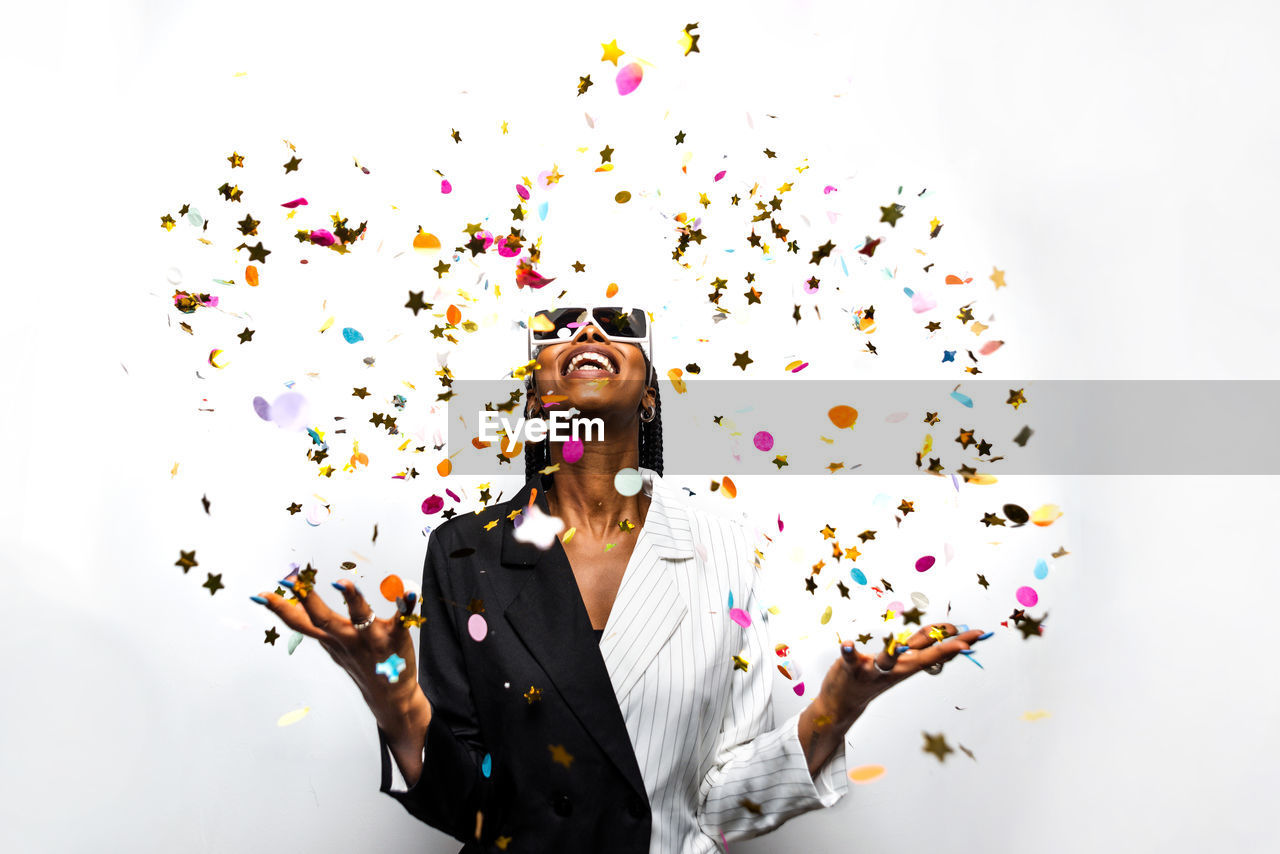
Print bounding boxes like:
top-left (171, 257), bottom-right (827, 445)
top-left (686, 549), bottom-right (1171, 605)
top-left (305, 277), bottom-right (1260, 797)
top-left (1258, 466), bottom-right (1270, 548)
top-left (377, 466), bottom-right (849, 852)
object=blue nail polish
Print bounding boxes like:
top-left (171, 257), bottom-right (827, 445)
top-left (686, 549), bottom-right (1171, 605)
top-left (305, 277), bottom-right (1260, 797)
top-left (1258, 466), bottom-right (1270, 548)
top-left (250, 595), bottom-right (269, 605)
top-left (896, 644), bottom-right (911, 655)
top-left (959, 649), bottom-right (975, 655)
top-left (279, 579), bottom-right (295, 589)
top-left (404, 591), bottom-right (418, 608)
top-left (977, 631), bottom-right (994, 641)
top-left (957, 624), bottom-right (970, 633)
top-left (331, 582), bottom-right (346, 593)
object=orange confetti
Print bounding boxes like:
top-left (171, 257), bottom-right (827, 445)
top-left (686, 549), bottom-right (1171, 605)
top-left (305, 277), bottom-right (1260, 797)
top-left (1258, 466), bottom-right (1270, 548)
top-left (849, 764), bottom-right (886, 784)
top-left (828, 405), bottom-right (858, 429)
top-left (446, 305), bottom-right (462, 325)
top-left (945, 274), bottom-right (974, 285)
top-left (246, 265), bottom-right (259, 286)
top-left (380, 574), bottom-right (405, 601)
top-left (720, 476), bottom-right (737, 498)
top-left (500, 435), bottom-right (523, 458)
top-left (472, 437), bottom-right (492, 450)
top-left (436, 458), bottom-right (452, 476)
top-left (1030, 504), bottom-right (1063, 527)
top-left (412, 229), bottom-right (441, 252)
top-left (605, 282), bottom-right (618, 298)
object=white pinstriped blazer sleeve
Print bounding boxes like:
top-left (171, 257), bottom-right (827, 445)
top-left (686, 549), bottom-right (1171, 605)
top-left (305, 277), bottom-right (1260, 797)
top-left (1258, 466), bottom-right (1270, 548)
top-left (694, 521), bottom-right (850, 843)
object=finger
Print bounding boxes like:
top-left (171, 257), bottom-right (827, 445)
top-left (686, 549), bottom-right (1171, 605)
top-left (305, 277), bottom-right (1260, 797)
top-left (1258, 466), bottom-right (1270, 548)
top-left (331, 579), bottom-right (376, 630)
top-left (256, 591), bottom-right (331, 641)
top-left (901, 638), bottom-right (972, 672)
top-left (904, 623), bottom-right (960, 650)
top-left (282, 575), bottom-right (356, 642)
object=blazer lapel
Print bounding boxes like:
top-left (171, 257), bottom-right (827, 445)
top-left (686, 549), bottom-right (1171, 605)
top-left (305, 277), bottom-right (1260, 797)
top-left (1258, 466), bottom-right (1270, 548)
top-left (499, 471), bottom-right (650, 800)
top-left (598, 473), bottom-right (694, 704)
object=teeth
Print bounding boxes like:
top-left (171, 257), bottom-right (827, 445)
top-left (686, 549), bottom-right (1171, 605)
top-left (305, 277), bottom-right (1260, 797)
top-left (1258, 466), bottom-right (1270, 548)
top-left (566, 352), bottom-right (616, 374)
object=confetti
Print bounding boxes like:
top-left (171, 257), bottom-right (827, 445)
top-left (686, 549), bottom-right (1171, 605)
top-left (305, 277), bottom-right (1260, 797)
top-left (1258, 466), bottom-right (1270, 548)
top-left (1015, 586), bottom-right (1039, 607)
top-left (848, 764), bottom-right (885, 784)
top-left (380, 574), bottom-right (405, 601)
top-left (277, 706), bottom-right (311, 727)
top-left (468, 613), bottom-right (489, 642)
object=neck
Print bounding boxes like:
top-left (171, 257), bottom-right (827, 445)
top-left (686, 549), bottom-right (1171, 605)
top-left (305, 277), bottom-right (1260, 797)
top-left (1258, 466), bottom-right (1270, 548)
top-left (542, 427), bottom-right (650, 538)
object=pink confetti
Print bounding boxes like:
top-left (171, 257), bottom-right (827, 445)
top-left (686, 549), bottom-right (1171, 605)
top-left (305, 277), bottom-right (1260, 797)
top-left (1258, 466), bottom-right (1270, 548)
top-left (440, 179), bottom-right (452, 194)
top-left (280, 197), bottom-right (308, 208)
top-left (823, 185), bottom-right (838, 194)
top-left (616, 62), bottom-right (643, 95)
top-left (979, 340), bottom-right (1005, 355)
top-left (562, 438), bottom-right (584, 464)
top-left (516, 184), bottom-right (530, 201)
top-left (1016, 586), bottom-right (1039, 607)
top-left (792, 682), bottom-right (805, 696)
top-left (915, 555), bottom-right (935, 573)
top-left (789, 362), bottom-right (809, 373)
top-left (713, 170), bottom-right (727, 182)
top-left (753, 431), bottom-right (774, 451)
top-left (445, 489), bottom-right (461, 502)
top-left (777, 513), bottom-right (784, 532)
top-left (309, 229), bottom-right (336, 246)
top-left (467, 613), bottom-right (488, 642)
top-left (422, 495), bottom-right (444, 514)
top-left (729, 607), bottom-right (752, 628)
top-left (910, 291), bottom-right (937, 313)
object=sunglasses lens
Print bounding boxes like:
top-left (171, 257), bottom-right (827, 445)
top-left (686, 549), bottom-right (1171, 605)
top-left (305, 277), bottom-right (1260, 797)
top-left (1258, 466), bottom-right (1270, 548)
top-left (531, 308), bottom-right (589, 341)
top-left (593, 307), bottom-right (647, 339)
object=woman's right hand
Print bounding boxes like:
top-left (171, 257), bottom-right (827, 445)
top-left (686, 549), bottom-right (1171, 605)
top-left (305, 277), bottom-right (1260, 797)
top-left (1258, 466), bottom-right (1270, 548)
top-left (252, 568), bottom-right (432, 776)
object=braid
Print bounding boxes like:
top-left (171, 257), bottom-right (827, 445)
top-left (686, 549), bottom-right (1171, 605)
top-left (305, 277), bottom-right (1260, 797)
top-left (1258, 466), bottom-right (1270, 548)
top-left (638, 381), bottom-right (664, 476)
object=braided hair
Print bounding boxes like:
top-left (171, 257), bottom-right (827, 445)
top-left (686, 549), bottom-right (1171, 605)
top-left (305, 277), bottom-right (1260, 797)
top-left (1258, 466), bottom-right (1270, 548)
top-left (523, 356), bottom-right (663, 481)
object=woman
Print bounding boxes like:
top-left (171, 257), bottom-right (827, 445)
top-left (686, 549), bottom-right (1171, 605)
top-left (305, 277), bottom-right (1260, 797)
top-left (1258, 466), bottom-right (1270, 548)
top-left (253, 306), bottom-right (988, 853)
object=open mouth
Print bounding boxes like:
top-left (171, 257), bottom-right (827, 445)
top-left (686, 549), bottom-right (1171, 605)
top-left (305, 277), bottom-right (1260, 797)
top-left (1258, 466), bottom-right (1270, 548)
top-left (561, 346), bottom-right (619, 376)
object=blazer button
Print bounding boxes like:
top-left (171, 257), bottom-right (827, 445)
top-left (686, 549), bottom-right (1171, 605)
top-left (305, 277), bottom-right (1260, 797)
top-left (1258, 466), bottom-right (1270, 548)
top-left (552, 793), bottom-right (573, 817)
top-left (626, 794), bottom-right (646, 819)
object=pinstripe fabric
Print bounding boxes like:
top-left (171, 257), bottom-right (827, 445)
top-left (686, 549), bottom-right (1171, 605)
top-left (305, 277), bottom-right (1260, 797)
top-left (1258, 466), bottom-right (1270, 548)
top-left (600, 468), bottom-right (849, 852)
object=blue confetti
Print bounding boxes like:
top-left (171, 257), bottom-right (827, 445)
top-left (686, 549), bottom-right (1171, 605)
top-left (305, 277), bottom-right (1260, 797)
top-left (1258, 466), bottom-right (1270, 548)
top-left (375, 653), bottom-right (407, 683)
top-left (1034, 559), bottom-right (1049, 580)
top-left (903, 286), bottom-right (915, 297)
top-left (850, 567), bottom-right (867, 585)
top-left (840, 256), bottom-right (849, 276)
top-left (342, 327), bottom-right (364, 344)
top-left (538, 201), bottom-right (549, 221)
top-left (727, 590), bottom-right (734, 609)
top-left (482, 753), bottom-right (492, 778)
top-left (950, 391), bottom-right (974, 408)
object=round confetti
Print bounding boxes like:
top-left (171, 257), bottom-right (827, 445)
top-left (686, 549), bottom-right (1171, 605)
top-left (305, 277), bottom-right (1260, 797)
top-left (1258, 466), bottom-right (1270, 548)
top-left (422, 495), bottom-right (444, 514)
top-left (413, 230), bottom-right (441, 252)
top-left (828, 405), bottom-right (858, 429)
top-left (888, 600), bottom-right (904, 615)
top-left (910, 292), bottom-right (937, 313)
top-left (849, 764), bottom-right (886, 784)
top-left (713, 170), bottom-right (727, 182)
top-left (1031, 504), bottom-right (1063, 526)
top-left (186, 209), bottom-right (204, 227)
top-left (1004, 503), bottom-right (1029, 525)
top-left (482, 753), bottom-right (493, 777)
top-left (615, 191), bottom-right (631, 204)
top-left (1034, 559), bottom-right (1049, 580)
top-left (911, 592), bottom-right (929, 609)
top-left (792, 682), bottom-right (805, 697)
top-left (166, 267), bottom-right (183, 285)
top-left (616, 62), bottom-right (644, 95)
top-left (304, 502), bottom-right (330, 527)
top-left (516, 184), bottom-right (530, 201)
top-left (729, 607), bottom-right (752, 628)
top-left (753, 431), bottom-right (774, 452)
top-left (467, 613), bottom-right (488, 642)
top-left (1016, 586), bottom-right (1039, 607)
top-left (820, 605), bottom-right (832, 624)
top-left (915, 555), bottom-right (935, 573)
top-left (719, 476), bottom-right (737, 498)
top-left (437, 459), bottom-right (452, 477)
top-left (380, 574), bottom-right (405, 602)
top-left (441, 179), bottom-right (452, 194)
top-left (246, 265), bottom-right (259, 286)
top-left (563, 438), bottom-right (584, 464)
top-left (276, 706), bottom-right (311, 727)
top-left (614, 467), bottom-right (643, 496)
top-left (341, 327), bottom-right (363, 344)
top-left (850, 567), bottom-right (867, 585)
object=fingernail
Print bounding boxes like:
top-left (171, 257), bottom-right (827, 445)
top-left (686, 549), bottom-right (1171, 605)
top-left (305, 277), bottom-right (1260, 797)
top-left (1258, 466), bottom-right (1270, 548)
top-left (404, 591), bottom-right (418, 609)
top-left (396, 596), bottom-right (410, 614)
top-left (841, 643), bottom-right (854, 654)
top-left (957, 624), bottom-right (970, 633)
top-left (250, 595), bottom-right (269, 605)
top-left (279, 579), bottom-right (295, 589)
top-left (959, 649), bottom-right (975, 655)
top-left (896, 644), bottom-right (911, 655)
top-left (285, 567), bottom-right (300, 580)
top-left (977, 631), bottom-right (994, 641)
top-left (331, 581), bottom-right (347, 593)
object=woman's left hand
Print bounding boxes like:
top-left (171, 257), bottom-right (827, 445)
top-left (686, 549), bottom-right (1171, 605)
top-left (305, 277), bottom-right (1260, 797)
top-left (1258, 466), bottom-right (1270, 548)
top-left (818, 623), bottom-right (990, 724)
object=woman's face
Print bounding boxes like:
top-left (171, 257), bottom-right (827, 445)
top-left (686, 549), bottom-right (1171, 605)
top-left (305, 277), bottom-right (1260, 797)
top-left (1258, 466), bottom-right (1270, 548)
top-left (528, 323), bottom-right (654, 423)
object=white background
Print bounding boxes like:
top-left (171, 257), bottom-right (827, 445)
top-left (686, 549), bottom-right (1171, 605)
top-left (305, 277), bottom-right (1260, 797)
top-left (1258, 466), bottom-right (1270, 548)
top-left (2, 2), bottom-right (1277, 852)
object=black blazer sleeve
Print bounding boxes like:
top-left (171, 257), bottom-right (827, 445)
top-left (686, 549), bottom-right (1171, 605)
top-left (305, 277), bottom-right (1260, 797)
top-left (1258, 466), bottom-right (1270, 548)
top-left (376, 528), bottom-right (511, 845)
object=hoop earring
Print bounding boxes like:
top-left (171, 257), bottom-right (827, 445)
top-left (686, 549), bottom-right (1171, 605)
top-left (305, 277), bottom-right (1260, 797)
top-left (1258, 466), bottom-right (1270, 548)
top-left (640, 405), bottom-right (656, 423)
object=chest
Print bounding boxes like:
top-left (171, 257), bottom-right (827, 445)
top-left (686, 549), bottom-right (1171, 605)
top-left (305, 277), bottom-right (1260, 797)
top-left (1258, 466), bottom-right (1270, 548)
top-left (559, 532), bottom-right (641, 630)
